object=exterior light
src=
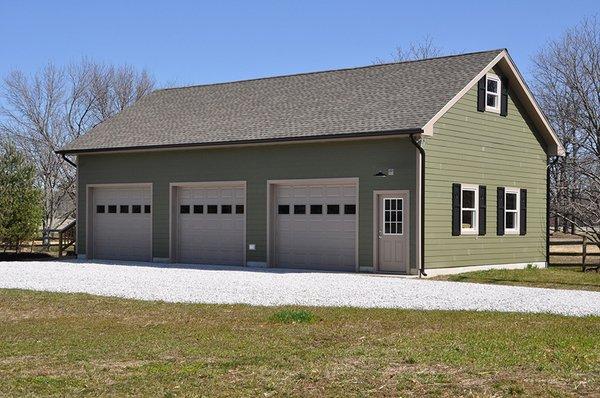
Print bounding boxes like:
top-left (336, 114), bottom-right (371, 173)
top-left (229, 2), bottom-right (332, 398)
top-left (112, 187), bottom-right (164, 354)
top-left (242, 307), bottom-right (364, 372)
top-left (374, 171), bottom-right (387, 177)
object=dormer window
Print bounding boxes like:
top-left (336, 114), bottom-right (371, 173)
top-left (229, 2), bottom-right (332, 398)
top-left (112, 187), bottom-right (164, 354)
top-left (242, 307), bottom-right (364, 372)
top-left (485, 74), bottom-right (501, 113)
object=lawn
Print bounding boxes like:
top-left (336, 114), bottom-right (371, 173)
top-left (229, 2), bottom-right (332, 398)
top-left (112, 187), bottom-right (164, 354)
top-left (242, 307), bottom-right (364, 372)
top-left (434, 266), bottom-right (600, 292)
top-left (0, 290), bottom-right (598, 396)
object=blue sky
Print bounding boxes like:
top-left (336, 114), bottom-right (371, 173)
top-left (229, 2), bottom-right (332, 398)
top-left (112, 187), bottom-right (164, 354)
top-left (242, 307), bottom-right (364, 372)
top-left (0, 1), bottom-right (598, 87)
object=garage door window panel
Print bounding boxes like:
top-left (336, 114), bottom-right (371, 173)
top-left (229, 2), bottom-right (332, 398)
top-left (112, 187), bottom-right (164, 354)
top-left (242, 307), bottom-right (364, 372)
top-left (180, 205), bottom-right (190, 214)
top-left (344, 204), bottom-right (356, 215)
top-left (132, 205), bottom-right (141, 214)
top-left (96, 205), bottom-right (105, 214)
top-left (207, 205), bottom-right (218, 214)
top-left (310, 205), bottom-right (323, 214)
top-left (221, 205), bottom-right (232, 214)
top-left (278, 205), bottom-right (290, 214)
top-left (108, 205), bottom-right (117, 214)
top-left (236, 205), bottom-right (244, 214)
top-left (327, 204), bottom-right (340, 214)
top-left (144, 205), bottom-right (151, 214)
top-left (294, 205), bottom-right (306, 214)
top-left (193, 205), bottom-right (203, 214)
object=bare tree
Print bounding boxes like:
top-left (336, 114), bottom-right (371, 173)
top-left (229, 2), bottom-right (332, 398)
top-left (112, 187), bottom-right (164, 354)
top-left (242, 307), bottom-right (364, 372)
top-left (374, 35), bottom-right (443, 64)
top-left (533, 17), bottom-right (600, 242)
top-left (0, 60), bottom-right (155, 240)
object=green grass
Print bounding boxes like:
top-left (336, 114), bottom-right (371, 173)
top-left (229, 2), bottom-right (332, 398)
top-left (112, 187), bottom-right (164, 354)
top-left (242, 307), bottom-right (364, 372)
top-left (269, 309), bottom-right (317, 324)
top-left (0, 289), bottom-right (598, 397)
top-left (435, 266), bottom-right (600, 291)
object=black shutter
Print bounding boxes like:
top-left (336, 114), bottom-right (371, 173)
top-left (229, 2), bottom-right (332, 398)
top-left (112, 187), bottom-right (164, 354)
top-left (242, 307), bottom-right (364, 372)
top-left (452, 183), bottom-right (461, 236)
top-left (497, 187), bottom-right (505, 236)
top-left (520, 188), bottom-right (527, 235)
top-left (500, 76), bottom-right (509, 116)
top-left (478, 185), bottom-right (486, 235)
top-left (477, 75), bottom-right (486, 112)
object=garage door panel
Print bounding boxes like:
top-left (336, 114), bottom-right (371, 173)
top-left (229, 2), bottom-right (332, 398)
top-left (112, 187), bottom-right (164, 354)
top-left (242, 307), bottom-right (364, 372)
top-left (274, 182), bottom-right (357, 271)
top-left (177, 186), bottom-right (245, 266)
top-left (92, 186), bottom-right (152, 262)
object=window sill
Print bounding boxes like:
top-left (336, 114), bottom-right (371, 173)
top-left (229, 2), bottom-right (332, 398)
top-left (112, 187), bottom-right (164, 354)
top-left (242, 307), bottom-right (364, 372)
top-left (504, 230), bottom-right (519, 235)
top-left (460, 230), bottom-right (478, 235)
top-left (485, 106), bottom-right (500, 113)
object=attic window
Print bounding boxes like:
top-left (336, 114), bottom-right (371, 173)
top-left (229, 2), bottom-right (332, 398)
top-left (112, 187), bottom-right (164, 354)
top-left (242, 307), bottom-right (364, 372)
top-left (485, 74), bottom-right (501, 113)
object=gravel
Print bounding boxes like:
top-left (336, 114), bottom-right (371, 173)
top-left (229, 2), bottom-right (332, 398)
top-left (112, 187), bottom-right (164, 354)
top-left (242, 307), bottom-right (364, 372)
top-left (0, 260), bottom-right (599, 317)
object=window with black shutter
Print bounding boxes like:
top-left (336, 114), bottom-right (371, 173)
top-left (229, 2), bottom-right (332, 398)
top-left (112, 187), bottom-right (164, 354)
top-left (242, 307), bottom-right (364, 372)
top-left (497, 187), bottom-right (506, 235)
top-left (500, 76), bottom-right (509, 116)
top-left (477, 76), bottom-right (486, 112)
top-left (478, 185), bottom-right (486, 235)
top-left (452, 183), bottom-right (461, 236)
top-left (519, 189), bottom-right (527, 235)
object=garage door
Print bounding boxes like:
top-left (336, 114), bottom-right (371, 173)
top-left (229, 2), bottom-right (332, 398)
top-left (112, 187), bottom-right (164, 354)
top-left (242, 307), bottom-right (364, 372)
top-left (273, 182), bottom-right (357, 271)
top-left (176, 185), bottom-right (245, 265)
top-left (91, 186), bottom-right (152, 261)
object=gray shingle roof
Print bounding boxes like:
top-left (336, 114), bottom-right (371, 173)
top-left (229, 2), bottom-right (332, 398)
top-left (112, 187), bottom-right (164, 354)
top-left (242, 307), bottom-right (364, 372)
top-left (61, 50), bottom-right (502, 153)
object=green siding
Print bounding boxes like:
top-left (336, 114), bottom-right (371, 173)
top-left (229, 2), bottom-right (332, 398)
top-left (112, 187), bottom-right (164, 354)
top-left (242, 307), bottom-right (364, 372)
top-left (425, 77), bottom-right (547, 268)
top-left (77, 138), bottom-right (417, 267)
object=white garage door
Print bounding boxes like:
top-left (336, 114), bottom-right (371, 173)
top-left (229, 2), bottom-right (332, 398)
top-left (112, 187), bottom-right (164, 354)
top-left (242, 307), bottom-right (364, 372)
top-left (91, 186), bottom-right (152, 261)
top-left (176, 186), bottom-right (245, 265)
top-left (273, 182), bottom-right (357, 271)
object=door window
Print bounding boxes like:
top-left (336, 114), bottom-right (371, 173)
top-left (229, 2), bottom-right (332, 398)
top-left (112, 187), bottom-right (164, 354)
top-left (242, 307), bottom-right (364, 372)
top-left (383, 198), bottom-right (403, 235)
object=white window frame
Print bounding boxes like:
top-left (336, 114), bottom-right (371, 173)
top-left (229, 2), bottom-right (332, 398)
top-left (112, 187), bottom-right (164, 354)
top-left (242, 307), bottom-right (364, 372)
top-left (485, 74), bottom-right (501, 113)
top-left (504, 187), bottom-right (520, 235)
top-left (460, 184), bottom-right (478, 235)
top-left (383, 197), bottom-right (403, 235)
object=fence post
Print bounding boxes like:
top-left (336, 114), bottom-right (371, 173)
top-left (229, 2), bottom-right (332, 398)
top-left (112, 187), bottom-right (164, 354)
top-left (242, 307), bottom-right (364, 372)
top-left (58, 231), bottom-right (63, 258)
top-left (582, 236), bottom-right (587, 272)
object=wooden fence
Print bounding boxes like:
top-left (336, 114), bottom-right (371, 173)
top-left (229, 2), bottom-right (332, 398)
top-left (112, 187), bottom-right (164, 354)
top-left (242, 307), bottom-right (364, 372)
top-left (1, 221), bottom-right (76, 258)
top-left (549, 237), bottom-right (600, 272)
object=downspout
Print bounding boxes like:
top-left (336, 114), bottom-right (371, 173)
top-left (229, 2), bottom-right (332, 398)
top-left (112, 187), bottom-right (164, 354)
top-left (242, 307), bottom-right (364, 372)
top-left (410, 133), bottom-right (427, 277)
top-left (61, 153), bottom-right (77, 168)
top-left (546, 155), bottom-right (558, 267)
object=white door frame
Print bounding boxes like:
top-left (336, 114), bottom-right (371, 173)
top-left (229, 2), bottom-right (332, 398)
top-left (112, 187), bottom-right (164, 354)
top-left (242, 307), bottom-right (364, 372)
top-left (372, 189), bottom-right (410, 273)
top-left (169, 181), bottom-right (247, 265)
top-left (85, 182), bottom-right (153, 260)
top-left (266, 177), bottom-right (359, 271)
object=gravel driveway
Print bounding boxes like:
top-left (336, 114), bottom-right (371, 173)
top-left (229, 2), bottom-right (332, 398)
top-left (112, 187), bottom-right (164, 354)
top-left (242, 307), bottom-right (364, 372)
top-left (1, 260), bottom-right (599, 317)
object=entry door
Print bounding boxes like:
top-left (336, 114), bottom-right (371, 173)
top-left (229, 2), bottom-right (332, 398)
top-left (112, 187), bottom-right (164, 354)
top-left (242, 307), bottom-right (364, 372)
top-left (376, 192), bottom-right (409, 273)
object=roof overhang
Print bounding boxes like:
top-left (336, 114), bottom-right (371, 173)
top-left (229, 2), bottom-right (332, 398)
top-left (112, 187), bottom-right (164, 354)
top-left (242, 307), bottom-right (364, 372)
top-left (422, 49), bottom-right (565, 156)
top-left (55, 128), bottom-right (422, 156)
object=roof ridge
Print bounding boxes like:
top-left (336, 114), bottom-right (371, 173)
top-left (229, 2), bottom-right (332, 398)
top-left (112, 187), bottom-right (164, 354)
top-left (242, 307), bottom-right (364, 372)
top-left (157, 48), bottom-right (506, 92)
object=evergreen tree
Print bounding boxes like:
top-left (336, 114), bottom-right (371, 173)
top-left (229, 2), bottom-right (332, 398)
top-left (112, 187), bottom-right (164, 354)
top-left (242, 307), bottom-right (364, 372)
top-left (0, 143), bottom-right (43, 251)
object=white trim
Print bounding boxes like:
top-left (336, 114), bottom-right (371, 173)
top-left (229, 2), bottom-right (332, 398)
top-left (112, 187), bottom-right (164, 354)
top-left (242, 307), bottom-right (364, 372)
top-left (504, 187), bottom-right (520, 235)
top-left (485, 73), bottom-right (501, 113)
top-left (460, 184), bottom-right (478, 235)
top-left (422, 261), bottom-right (546, 277)
top-left (421, 50), bottom-right (565, 156)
